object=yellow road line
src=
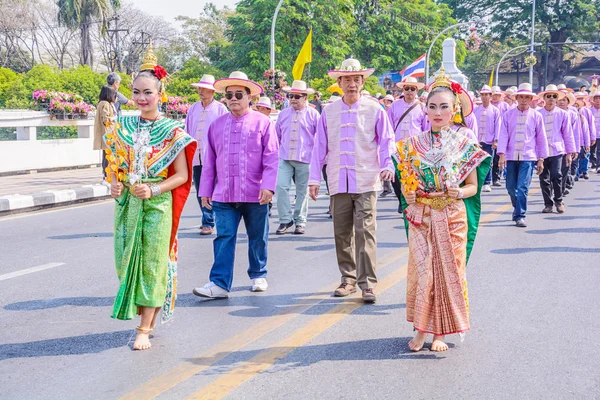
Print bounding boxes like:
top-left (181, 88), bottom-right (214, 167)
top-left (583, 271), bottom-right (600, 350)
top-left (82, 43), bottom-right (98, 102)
top-left (185, 265), bottom-right (409, 400)
top-left (121, 196), bottom-right (514, 400)
top-left (120, 248), bottom-right (409, 400)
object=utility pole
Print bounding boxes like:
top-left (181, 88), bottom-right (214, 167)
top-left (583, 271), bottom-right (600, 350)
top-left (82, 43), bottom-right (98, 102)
top-left (106, 14), bottom-right (128, 72)
top-left (131, 32), bottom-right (151, 73)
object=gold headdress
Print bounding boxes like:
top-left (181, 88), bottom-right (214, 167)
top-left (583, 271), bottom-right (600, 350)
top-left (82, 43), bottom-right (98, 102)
top-left (140, 41), bottom-right (168, 103)
top-left (427, 67), bottom-right (473, 120)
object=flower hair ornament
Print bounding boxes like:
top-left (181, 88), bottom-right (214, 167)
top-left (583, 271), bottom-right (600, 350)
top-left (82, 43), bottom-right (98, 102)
top-left (140, 41), bottom-right (169, 103)
top-left (428, 67), bottom-right (473, 122)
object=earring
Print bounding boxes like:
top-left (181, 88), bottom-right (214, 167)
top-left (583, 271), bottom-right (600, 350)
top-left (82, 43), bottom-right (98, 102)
top-left (453, 104), bottom-right (463, 124)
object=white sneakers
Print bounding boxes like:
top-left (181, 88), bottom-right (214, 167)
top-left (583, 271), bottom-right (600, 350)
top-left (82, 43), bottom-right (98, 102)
top-left (193, 278), bottom-right (269, 298)
top-left (193, 282), bottom-right (229, 299)
top-left (482, 184), bottom-right (492, 192)
top-left (251, 278), bottom-right (269, 292)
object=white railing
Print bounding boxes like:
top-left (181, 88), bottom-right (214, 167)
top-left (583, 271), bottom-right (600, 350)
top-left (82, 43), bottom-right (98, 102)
top-left (0, 110), bottom-right (139, 174)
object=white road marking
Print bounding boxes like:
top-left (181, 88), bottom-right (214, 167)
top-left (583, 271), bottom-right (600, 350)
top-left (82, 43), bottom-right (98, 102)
top-left (0, 200), bottom-right (111, 222)
top-left (0, 262), bottom-right (66, 281)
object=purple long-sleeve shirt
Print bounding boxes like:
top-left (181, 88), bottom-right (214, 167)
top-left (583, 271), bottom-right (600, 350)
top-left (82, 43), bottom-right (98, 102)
top-left (538, 107), bottom-right (576, 156)
top-left (474, 104), bottom-right (502, 144)
top-left (492, 100), bottom-right (510, 115)
top-left (386, 99), bottom-right (428, 141)
top-left (184, 100), bottom-right (228, 166)
top-left (566, 108), bottom-right (589, 148)
top-left (275, 105), bottom-right (320, 163)
top-left (309, 97), bottom-right (395, 195)
top-left (199, 110), bottom-right (279, 202)
top-left (498, 107), bottom-right (548, 161)
top-left (580, 107), bottom-right (597, 141)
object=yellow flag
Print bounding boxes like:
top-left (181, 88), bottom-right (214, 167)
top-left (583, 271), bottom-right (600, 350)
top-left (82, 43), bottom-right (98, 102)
top-left (292, 29), bottom-right (312, 81)
top-left (488, 68), bottom-right (494, 87)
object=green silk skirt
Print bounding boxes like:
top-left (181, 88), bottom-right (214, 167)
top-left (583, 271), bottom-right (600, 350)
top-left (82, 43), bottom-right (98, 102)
top-left (111, 179), bottom-right (173, 321)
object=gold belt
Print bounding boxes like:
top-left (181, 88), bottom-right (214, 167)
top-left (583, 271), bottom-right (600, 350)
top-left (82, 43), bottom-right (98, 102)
top-left (416, 196), bottom-right (455, 211)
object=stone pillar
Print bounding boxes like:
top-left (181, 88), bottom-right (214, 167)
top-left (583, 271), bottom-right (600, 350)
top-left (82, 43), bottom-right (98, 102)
top-left (16, 126), bottom-right (37, 141)
top-left (433, 38), bottom-right (469, 89)
top-left (77, 124), bottom-right (93, 139)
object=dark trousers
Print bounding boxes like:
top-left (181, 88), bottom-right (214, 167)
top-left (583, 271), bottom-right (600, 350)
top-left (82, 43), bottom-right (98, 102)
top-left (590, 142), bottom-right (597, 168)
top-left (101, 150), bottom-right (108, 178)
top-left (193, 165), bottom-right (216, 228)
top-left (560, 155), bottom-right (569, 196)
top-left (209, 201), bottom-right (269, 291)
top-left (492, 153), bottom-right (501, 184)
top-left (570, 155), bottom-right (579, 187)
top-left (540, 155), bottom-right (563, 207)
top-left (480, 143), bottom-right (495, 185)
top-left (391, 177), bottom-right (403, 214)
top-left (506, 160), bottom-right (535, 221)
top-left (322, 164), bottom-right (329, 193)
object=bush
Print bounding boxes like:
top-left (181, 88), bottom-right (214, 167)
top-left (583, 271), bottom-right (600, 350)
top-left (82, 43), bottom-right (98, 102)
top-left (0, 127), bottom-right (16, 141)
top-left (37, 126), bottom-right (78, 140)
top-left (61, 65), bottom-right (105, 105)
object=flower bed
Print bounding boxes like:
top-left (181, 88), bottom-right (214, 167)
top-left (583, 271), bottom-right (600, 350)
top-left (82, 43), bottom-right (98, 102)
top-left (163, 96), bottom-right (191, 120)
top-left (32, 90), bottom-right (93, 119)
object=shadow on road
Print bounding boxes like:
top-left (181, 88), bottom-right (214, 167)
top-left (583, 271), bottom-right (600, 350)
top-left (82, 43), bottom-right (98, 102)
top-left (48, 232), bottom-right (113, 240)
top-left (543, 215), bottom-right (600, 221)
top-left (0, 330), bottom-right (132, 360)
top-left (491, 246), bottom-right (600, 255)
top-left (525, 227), bottom-right (600, 234)
top-left (5, 296), bottom-right (113, 311)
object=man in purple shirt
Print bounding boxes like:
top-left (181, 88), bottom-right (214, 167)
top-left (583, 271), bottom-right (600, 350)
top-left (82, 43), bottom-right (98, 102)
top-left (185, 74), bottom-right (228, 235)
top-left (194, 71), bottom-right (279, 298)
top-left (588, 89), bottom-right (600, 172)
top-left (491, 86), bottom-right (510, 115)
top-left (498, 83), bottom-right (548, 227)
top-left (275, 80), bottom-right (320, 235)
top-left (537, 85), bottom-right (576, 214)
top-left (558, 90), bottom-right (587, 193)
top-left (308, 58), bottom-right (395, 303)
top-left (474, 85), bottom-right (502, 192)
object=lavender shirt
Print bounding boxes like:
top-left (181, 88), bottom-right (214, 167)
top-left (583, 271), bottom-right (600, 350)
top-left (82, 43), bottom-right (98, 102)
top-left (474, 104), bottom-right (502, 144)
top-left (387, 99), bottom-right (428, 141)
top-left (580, 107), bottom-right (597, 141)
top-left (275, 105), bottom-right (320, 163)
top-left (566, 108), bottom-right (588, 148)
top-left (492, 101), bottom-right (510, 115)
top-left (199, 110), bottom-right (279, 203)
top-left (310, 98), bottom-right (395, 194)
top-left (185, 100), bottom-right (228, 166)
top-left (498, 107), bottom-right (548, 161)
top-left (537, 107), bottom-right (576, 156)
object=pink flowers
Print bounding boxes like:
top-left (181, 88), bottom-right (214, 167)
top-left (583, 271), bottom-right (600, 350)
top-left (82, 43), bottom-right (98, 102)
top-left (164, 96), bottom-right (190, 119)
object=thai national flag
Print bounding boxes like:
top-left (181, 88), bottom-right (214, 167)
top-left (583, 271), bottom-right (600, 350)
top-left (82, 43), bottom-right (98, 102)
top-left (399, 53), bottom-right (426, 79)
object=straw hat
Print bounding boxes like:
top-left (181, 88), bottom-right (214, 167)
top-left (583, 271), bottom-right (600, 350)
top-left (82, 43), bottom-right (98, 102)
top-left (479, 85), bottom-right (493, 94)
top-left (253, 96), bottom-right (276, 110)
top-left (559, 89), bottom-right (576, 105)
top-left (328, 58), bottom-right (375, 80)
top-left (383, 94), bottom-right (394, 102)
top-left (396, 76), bottom-right (425, 90)
top-left (361, 89), bottom-right (371, 96)
top-left (574, 91), bottom-right (588, 99)
top-left (213, 71), bottom-right (263, 96)
top-left (504, 87), bottom-right (516, 96)
top-left (190, 74), bottom-right (217, 90)
top-left (511, 83), bottom-right (538, 99)
top-left (282, 80), bottom-right (315, 95)
top-left (538, 84), bottom-right (565, 100)
top-left (491, 86), bottom-right (504, 97)
top-left (556, 84), bottom-right (574, 93)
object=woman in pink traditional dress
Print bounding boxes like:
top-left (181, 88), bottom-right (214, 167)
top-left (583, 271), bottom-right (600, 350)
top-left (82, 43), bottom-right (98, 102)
top-left (396, 69), bottom-right (491, 352)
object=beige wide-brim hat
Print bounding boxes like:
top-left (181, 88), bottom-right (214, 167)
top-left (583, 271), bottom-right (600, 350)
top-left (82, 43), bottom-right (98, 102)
top-left (383, 94), bottom-right (394, 101)
top-left (511, 83), bottom-right (538, 100)
top-left (396, 76), bottom-right (425, 90)
top-left (574, 91), bottom-right (588, 99)
top-left (491, 86), bottom-right (504, 97)
top-left (328, 58), bottom-right (375, 80)
top-left (538, 84), bottom-right (566, 100)
top-left (556, 84), bottom-right (575, 93)
top-left (252, 96), bottom-right (276, 110)
top-left (190, 74), bottom-right (217, 90)
top-left (282, 80), bottom-right (315, 95)
top-left (213, 71), bottom-right (263, 96)
top-left (479, 85), bottom-right (493, 94)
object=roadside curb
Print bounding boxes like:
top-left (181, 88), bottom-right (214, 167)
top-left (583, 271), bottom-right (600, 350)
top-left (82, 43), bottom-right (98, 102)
top-left (0, 184), bottom-right (110, 214)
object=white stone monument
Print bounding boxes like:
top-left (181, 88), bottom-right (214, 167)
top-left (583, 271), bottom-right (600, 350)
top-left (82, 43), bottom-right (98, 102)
top-left (431, 38), bottom-right (469, 90)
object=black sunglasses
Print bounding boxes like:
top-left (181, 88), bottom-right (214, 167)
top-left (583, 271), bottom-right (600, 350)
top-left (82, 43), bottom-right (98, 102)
top-left (225, 91), bottom-right (245, 100)
top-left (545, 94), bottom-right (558, 99)
top-left (403, 87), bottom-right (417, 92)
top-left (287, 93), bottom-right (306, 100)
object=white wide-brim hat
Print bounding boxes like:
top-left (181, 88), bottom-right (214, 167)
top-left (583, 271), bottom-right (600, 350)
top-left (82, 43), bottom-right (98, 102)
top-left (328, 58), bottom-right (375, 80)
top-left (538, 84), bottom-right (565, 100)
top-left (396, 76), bottom-right (425, 90)
top-left (559, 90), bottom-right (576, 105)
top-left (479, 85), bottom-right (493, 94)
top-left (383, 94), bottom-right (394, 101)
top-left (282, 80), bottom-right (315, 95)
top-left (213, 71), bottom-right (263, 97)
top-left (574, 91), bottom-right (588, 99)
top-left (253, 96), bottom-right (276, 110)
top-left (190, 74), bottom-right (217, 90)
top-left (491, 86), bottom-right (504, 97)
top-left (511, 83), bottom-right (538, 100)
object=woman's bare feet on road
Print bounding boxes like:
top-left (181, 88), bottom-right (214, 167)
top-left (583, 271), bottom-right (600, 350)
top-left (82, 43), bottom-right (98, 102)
top-left (133, 327), bottom-right (152, 350)
top-left (408, 331), bottom-right (428, 352)
top-left (431, 335), bottom-right (448, 352)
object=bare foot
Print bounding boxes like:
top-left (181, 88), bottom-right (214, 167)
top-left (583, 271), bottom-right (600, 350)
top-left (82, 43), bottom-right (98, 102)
top-left (133, 327), bottom-right (152, 351)
top-left (408, 331), bottom-right (428, 352)
top-left (431, 335), bottom-right (448, 352)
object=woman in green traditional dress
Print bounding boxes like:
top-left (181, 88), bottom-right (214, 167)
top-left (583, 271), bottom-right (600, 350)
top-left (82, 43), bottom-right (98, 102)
top-left (105, 46), bottom-right (196, 351)
top-left (396, 69), bottom-right (491, 352)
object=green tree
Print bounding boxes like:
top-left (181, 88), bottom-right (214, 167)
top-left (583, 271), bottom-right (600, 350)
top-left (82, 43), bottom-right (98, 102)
top-left (440, 0), bottom-right (600, 84)
top-left (57, 0), bottom-right (121, 66)
top-left (61, 65), bottom-right (106, 104)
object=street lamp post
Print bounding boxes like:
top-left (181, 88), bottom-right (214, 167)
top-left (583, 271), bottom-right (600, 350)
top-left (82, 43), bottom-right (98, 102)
top-left (270, 0), bottom-right (285, 88)
top-left (529, 0), bottom-right (536, 85)
top-left (424, 19), bottom-right (482, 84)
top-left (495, 44), bottom-right (542, 87)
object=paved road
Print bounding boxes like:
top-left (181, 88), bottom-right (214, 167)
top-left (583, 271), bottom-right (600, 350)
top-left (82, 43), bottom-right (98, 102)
top-left (0, 167), bottom-right (103, 197)
top-left (1, 174), bottom-right (599, 399)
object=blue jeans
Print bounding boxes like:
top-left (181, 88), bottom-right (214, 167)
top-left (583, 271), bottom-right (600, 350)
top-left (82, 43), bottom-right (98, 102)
top-left (577, 148), bottom-right (589, 175)
top-left (209, 201), bottom-right (269, 291)
top-left (506, 161), bottom-right (535, 221)
top-left (193, 165), bottom-right (215, 228)
top-left (480, 143), bottom-right (495, 185)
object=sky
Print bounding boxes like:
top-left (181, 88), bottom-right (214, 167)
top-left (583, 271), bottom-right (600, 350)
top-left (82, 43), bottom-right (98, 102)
top-left (127, 0), bottom-right (238, 26)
